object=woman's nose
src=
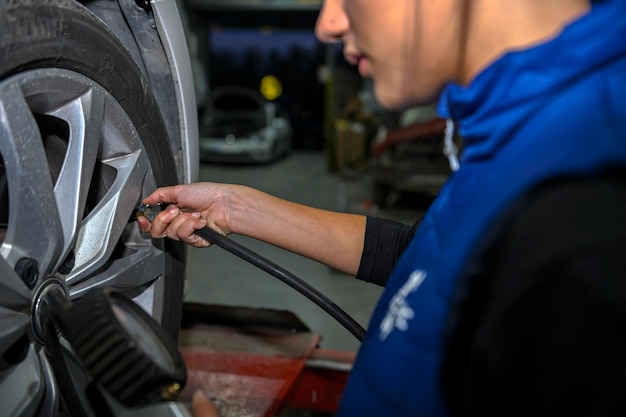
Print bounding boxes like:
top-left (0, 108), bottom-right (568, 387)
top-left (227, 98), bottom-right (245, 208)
top-left (315, 0), bottom-right (349, 43)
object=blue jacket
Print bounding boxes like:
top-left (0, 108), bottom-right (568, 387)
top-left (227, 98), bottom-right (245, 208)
top-left (338, 1), bottom-right (626, 416)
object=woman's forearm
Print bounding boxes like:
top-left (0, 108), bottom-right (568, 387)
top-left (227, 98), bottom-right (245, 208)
top-left (227, 185), bottom-right (367, 276)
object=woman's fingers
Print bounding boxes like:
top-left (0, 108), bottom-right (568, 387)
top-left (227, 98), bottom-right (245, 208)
top-left (142, 206), bottom-right (210, 247)
top-left (191, 390), bottom-right (220, 417)
top-left (141, 185), bottom-right (180, 207)
top-left (176, 214), bottom-right (211, 247)
top-left (136, 215), bottom-right (151, 233)
top-left (138, 184), bottom-right (229, 248)
top-left (144, 204), bottom-right (181, 238)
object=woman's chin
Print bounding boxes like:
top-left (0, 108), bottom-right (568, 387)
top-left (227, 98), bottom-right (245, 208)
top-left (374, 82), bottom-right (441, 110)
top-left (374, 86), bottom-right (413, 110)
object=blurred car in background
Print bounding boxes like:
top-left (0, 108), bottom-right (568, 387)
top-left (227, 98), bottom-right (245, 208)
top-left (199, 86), bottom-right (293, 163)
top-left (370, 105), bottom-right (453, 207)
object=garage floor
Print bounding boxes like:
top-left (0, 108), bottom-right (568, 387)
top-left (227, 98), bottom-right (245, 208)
top-left (184, 151), bottom-right (429, 352)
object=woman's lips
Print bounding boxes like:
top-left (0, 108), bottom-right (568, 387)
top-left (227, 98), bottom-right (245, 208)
top-left (357, 57), bottom-right (371, 77)
top-left (344, 52), bottom-right (371, 77)
top-left (344, 51), bottom-right (360, 66)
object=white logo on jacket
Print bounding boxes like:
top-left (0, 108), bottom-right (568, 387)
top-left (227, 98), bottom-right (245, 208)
top-left (379, 270), bottom-right (427, 341)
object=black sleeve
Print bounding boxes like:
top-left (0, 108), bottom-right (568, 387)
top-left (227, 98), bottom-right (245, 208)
top-left (443, 172), bottom-right (626, 417)
top-left (355, 215), bottom-right (421, 286)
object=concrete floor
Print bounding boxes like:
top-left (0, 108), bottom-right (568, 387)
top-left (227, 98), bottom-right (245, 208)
top-left (183, 151), bottom-right (429, 352)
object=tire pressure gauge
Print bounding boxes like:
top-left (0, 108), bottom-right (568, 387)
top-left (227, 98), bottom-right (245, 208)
top-left (55, 288), bottom-right (187, 407)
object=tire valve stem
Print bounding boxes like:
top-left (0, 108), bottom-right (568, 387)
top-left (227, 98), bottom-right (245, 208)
top-left (135, 203), bottom-right (165, 222)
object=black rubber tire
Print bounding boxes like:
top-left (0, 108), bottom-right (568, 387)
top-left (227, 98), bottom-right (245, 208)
top-left (0, 0), bottom-right (185, 338)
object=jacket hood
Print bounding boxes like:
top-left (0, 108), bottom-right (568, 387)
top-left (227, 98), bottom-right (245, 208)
top-left (438, 0), bottom-right (626, 163)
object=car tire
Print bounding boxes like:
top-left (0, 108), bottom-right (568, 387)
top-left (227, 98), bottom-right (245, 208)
top-left (0, 0), bottom-right (185, 415)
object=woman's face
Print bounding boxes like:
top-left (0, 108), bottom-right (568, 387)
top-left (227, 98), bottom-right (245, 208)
top-left (316, 0), bottom-right (461, 109)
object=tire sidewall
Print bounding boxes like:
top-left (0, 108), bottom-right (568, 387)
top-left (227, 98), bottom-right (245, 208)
top-left (0, 0), bottom-right (185, 337)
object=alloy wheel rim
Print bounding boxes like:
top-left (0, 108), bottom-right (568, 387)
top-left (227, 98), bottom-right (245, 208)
top-left (0, 68), bottom-right (169, 416)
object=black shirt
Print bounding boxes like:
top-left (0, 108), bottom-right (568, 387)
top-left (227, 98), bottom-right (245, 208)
top-left (356, 216), bottom-right (420, 286)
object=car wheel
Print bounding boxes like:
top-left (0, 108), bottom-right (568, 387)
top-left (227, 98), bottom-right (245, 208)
top-left (0, 1), bottom-right (185, 415)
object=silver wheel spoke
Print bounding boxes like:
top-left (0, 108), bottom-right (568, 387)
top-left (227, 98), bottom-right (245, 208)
top-left (0, 347), bottom-right (45, 417)
top-left (0, 306), bottom-right (28, 356)
top-left (49, 88), bottom-right (105, 260)
top-left (35, 350), bottom-right (60, 417)
top-left (0, 257), bottom-right (31, 309)
top-left (70, 245), bottom-right (164, 299)
top-left (0, 81), bottom-right (63, 272)
top-left (67, 147), bottom-right (149, 285)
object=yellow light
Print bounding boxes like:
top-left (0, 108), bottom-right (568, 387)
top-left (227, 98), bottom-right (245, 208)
top-left (260, 75), bottom-right (282, 101)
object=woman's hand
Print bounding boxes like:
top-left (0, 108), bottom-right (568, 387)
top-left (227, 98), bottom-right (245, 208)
top-left (137, 181), bottom-right (367, 276)
top-left (137, 182), bottom-right (236, 248)
top-left (191, 390), bottom-right (220, 417)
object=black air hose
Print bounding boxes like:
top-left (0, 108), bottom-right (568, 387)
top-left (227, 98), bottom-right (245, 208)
top-left (193, 227), bottom-right (366, 342)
